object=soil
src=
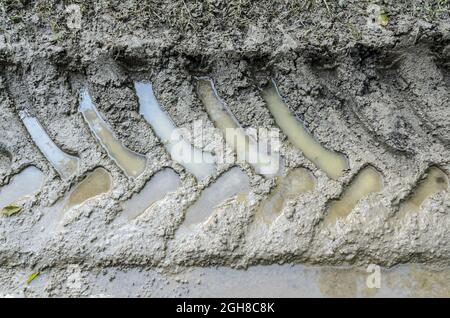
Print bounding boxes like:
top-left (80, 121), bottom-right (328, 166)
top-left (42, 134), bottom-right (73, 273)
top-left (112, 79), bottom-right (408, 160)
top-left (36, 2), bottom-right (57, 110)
top-left (0, 0), bottom-right (449, 297)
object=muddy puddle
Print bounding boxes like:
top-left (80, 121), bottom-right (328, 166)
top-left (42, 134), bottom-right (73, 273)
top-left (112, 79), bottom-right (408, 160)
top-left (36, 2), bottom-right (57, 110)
top-left (324, 166), bottom-right (383, 225)
top-left (0, 166), bottom-right (44, 212)
top-left (64, 167), bottom-right (112, 211)
top-left (178, 167), bottom-right (250, 233)
top-left (398, 167), bottom-right (448, 218)
top-left (196, 78), bottom-right (280, 177)
top-left (257, 168), bottom-right (315, 223)
top-left (261, 81), bottom-right (348, 180)
top-left (176, 264), bottom-right (449, 298)
top-left (79, 90), bottom-right (147, 178)
top-left (36, 167), bottom-right (112, 234)
top-left (12, 264), bottom-right (447, 298)
top-left (135, 81), bottom-right (216, 180)
top-left (21, 113), bottom-right (79, 180)
top-left (121, 168), bottom-right (181, 220)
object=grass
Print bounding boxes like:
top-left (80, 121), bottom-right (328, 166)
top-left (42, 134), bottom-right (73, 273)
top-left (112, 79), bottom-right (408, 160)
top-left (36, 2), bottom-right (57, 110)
top-left (411, 0), bottom-right (450, 21)
top-left (1, 0), bottom-right (449, 32)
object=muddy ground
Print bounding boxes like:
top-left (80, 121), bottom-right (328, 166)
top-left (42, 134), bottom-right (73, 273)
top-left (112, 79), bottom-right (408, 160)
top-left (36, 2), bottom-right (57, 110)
top-left (0, 0), bottom-right (449, 297)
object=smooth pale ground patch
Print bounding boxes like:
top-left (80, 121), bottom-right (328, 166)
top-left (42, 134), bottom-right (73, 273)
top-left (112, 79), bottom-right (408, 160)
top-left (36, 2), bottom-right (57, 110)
top-left (181, 264), bottom-right (447, 297)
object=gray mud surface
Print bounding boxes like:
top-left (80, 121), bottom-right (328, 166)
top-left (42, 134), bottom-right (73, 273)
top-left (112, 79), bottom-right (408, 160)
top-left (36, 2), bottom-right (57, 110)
top-left (0, 0), bottom-right (449, 297)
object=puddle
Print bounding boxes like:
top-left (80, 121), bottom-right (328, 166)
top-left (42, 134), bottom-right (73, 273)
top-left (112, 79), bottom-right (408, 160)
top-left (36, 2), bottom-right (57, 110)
top-left (257, 168), bottom-right (316, 223)
top-left (121, 168), bottom-right (181, 220)
top-left (64, 167), bottom-right (112, 211)
top-left (179, 167), bottom-right (250, 229)
top-left (178, 264), bottom-right (449, 298)
top-left (398, 167), bottom-right (448, 217)
top-left (33, 168), bottom-right (112, 238)
top-left (0, 166), bottom-right (44, 210)
top-left (2, 264), bottom-right (448, 298)
top-left (21, 113), bottom-right (79, 180)
top-left (134, 81), bottom-right (216, 180)
top-left (324, 166), bottom-right (383, 225)
top-left (79, 89), bottom-right (147, 178)
top-left (261, 81), bottom-right (348, 180)
top-left (196, 78), bottom-right (280, 177)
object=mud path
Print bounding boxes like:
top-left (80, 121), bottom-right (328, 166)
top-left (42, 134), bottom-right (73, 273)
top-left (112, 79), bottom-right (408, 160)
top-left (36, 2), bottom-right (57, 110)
top-left (0, 0), bottom-right (449, 296)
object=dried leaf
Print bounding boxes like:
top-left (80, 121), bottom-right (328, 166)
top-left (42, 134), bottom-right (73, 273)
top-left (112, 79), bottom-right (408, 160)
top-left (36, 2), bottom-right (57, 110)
top-left (26, 272), bottom-right (39, 284)
top-left (380, 14), bottom-right (388, 26)
top-left (1, 204), bottom-right (22, 217)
